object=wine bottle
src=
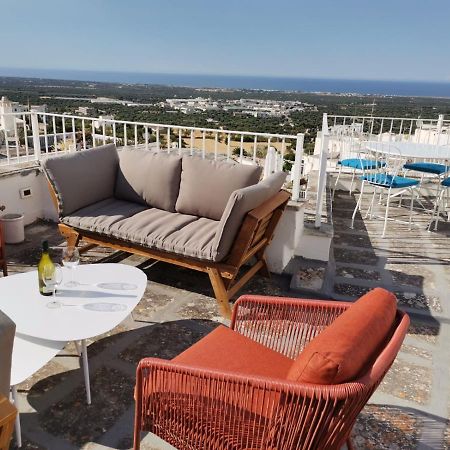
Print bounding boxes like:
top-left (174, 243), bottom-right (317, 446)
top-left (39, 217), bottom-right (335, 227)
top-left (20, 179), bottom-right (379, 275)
top-left (38, 240), bottom-right (54, 296)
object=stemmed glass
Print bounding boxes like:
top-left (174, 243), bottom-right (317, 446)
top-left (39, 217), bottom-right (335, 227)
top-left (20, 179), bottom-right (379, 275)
top-left (62, 246), bottom-right (80, 287)
top-left (43, 263), bottom-right (63, 309)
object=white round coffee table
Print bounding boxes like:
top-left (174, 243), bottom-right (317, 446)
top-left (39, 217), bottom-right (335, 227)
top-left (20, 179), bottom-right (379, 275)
top-left (0, 263), bottom-right (147, 406)
top-left (11, 334), bottom-right (66, 447)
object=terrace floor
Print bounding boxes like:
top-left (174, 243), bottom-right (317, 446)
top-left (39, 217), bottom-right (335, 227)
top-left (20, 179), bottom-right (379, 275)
top-left (3, 204), bottom-right (450, 449)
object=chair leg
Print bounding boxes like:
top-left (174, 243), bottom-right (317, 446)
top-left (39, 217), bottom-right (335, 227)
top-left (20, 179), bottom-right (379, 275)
top-left (382, 188), bottom-right (391, 238)
top-left (365, 187), bottom-right (377, 219)
top-left (333, 165), bottom-right (342, 199)
top-left (432, 189), bottom-right (445, 231)
top-left (1, 260), bottom-right (7, 277)
top-left (409, 188), bottom-right (415, 230)
top-left (351, 181), bottom-right (365, 229)
top-left (349, 169), bottom-right (356, 195)
top-left (207, 268), bottom-right (232, 319)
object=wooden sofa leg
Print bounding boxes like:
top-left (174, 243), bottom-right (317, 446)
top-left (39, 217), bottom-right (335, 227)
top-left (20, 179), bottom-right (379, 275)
top-left (59, 225), bottom-right (81, 248)
top-left (207, 268), bottom-right (232, 320)
top-left (257, 252), bottom-right (271, 279)
top-left (67, 231), bottom-right (80, 248)
top-left (1, 261), bottom-right (7, 277)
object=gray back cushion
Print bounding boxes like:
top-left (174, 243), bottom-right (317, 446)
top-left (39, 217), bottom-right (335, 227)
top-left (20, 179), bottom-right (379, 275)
top-left (213, 171), bottom-right (287, 261)
top-left (176, 156), bottom-right (262, 220)
top-left (0, 310), bottom-right (15, 398)
top-left (42, 144), bottom-right (119, 216)
top-left (115, 149), bottom-right (182, 212)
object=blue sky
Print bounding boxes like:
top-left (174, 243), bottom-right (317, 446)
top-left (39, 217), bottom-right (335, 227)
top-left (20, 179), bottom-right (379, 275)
top-left (1, 0), bottom-right (449, 81)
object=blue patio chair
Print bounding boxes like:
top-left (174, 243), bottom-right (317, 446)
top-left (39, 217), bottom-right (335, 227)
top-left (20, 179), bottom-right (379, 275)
top-left (333, 158), bottom-right (386, 197)
top-left (429, 176), bottom-right (450, 231)
top-left (351, 150), bottom-right (420, 238)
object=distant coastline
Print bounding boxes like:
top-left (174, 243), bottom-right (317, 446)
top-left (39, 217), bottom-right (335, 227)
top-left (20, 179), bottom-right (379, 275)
top-left (1, 67), bottom-right (450, 98)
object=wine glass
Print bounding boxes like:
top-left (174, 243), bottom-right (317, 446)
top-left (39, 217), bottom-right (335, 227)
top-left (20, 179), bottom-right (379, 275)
top-left (62, 246), bottom-right (80, 287)
top-left (44, 264), bottom-right (63, 309)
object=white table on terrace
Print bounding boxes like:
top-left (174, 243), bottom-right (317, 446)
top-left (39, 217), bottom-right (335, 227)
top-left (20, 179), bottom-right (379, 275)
top-left (365, 141), bottom-right (450, 160)
top-left (1, 263), bottom-right (146, 390)
top-left (2, 263), bottom-right (147, 446)
top-left (11, 334), bottom-right (66, 447)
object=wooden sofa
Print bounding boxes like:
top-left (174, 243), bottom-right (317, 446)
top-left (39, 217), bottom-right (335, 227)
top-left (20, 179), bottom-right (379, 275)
top-left (42, 144), bottom-right (290, 318)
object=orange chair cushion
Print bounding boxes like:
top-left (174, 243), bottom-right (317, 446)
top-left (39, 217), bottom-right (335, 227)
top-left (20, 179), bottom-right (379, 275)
top-left (173, 325), bottom-right (292, 379)
top-left (287, 287), bottom-right (397, 385)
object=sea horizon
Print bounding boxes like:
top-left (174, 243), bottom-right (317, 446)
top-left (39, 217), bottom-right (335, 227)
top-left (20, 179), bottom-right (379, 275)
top-left (1, 67), bottom-right (450, 98)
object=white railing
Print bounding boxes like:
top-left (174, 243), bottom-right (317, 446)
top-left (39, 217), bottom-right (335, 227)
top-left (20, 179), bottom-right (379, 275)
top-left (314, 112), bottom-right (450, 226)
top-left (0, 111), bottom-right (305, 201)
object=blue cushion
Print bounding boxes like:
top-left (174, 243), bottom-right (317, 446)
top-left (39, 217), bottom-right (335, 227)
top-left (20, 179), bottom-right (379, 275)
top-left (361, 173), bottom-right (419, 189)
top-left (441, 177), bottom-right (450, 187)
top-left (403, 162), bottom-right (450, 175)
top-left (338, 158), bottom-right (385, 170)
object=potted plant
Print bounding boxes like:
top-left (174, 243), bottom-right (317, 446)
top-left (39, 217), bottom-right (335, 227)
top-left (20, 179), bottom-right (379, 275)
top-left (0, 205), bottom-right (25, 244)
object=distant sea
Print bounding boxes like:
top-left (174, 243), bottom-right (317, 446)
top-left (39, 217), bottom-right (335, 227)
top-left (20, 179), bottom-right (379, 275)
top-left (1, 67), bottom-right (450, 98)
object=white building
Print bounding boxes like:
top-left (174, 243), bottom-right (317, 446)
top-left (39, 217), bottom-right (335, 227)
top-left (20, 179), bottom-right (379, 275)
top-left (0, 96), bottom-right (26, 133)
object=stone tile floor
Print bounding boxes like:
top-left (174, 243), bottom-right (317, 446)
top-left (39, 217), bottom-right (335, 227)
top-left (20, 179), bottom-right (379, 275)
top-left (3, 201), bottom-right (450, 449)
top-left (323, 184), bottom-right (450, 450)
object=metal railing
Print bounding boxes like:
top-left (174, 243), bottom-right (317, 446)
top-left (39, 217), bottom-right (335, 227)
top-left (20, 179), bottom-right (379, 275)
top-left (314, 112), bottom-right (450, 226)
top-left (0, 111), bottom-right (305, 201)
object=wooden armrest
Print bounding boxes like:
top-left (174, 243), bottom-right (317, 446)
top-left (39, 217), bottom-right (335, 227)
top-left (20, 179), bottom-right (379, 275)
top-left (0, 395), bottom-right (16, 450)
top-left (247, 190), bottom-right (291, 221)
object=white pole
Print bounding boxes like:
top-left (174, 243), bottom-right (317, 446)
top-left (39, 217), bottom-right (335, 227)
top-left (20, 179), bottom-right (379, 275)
top-left (30, 112), bottom-right (41, 161)
top-left (291, 133), bottom-right (304, 201)
top-left (315, 113), bottom-right (329, 228)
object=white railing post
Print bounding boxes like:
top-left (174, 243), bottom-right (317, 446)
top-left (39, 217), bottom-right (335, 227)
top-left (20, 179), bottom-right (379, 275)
top-left (291, 133), bottom-right (304, 201)
top-left (30, 112), bottom-right (41, 161)
top-left (315, 113), bottom-right (329, 228)
top-left (263, 146), bottom-right (275, 178)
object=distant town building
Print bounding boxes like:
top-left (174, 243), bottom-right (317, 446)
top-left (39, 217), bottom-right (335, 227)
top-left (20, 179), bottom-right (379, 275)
top-left (0, 96), bottom-right (26, 133)
top-left (164, 96), bottom-right (306, 117)
top-left (76, 106), bottom-right (95, 116)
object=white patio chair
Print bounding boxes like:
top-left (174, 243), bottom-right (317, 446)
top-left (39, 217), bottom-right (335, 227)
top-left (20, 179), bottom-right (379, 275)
top-left (351, 144), bottom-right (420, 238)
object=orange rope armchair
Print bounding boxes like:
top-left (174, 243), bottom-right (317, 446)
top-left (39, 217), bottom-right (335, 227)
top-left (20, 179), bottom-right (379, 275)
top-left (134, 294), bottom-right (409, 449)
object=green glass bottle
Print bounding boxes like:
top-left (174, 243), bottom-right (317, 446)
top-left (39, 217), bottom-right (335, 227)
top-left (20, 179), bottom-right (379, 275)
top-left (38, 240), bottom-right (54, 296)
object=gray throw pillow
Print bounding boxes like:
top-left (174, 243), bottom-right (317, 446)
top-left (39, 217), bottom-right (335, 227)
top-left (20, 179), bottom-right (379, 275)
top-left (175, 156), bottom-right (262, 220)
top-left (42, 144), bottom-right (119, 216)
top-left (115, 149), bottom-right (182, 212)
top-left (213, 171), bottom-right (287, 261)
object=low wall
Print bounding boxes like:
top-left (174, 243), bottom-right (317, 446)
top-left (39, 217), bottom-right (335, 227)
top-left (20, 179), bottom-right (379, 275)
top-left (0, 165), bottom-right (58, 225)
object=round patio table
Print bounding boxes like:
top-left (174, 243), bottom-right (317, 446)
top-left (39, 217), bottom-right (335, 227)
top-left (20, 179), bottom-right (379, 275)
top-left (365, 140), bottom-right (450, 160)
top-left (0, 263), bottom-right (147, 406)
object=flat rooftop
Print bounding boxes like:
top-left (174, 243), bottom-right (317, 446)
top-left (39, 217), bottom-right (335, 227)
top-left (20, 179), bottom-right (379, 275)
top-left (4, 192), bottom-right (450, 449)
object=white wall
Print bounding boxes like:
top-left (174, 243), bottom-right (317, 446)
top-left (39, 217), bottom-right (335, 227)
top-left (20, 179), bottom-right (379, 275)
top-left (266, 202), bottom-right (305, 274)
top-left (0, 168), bottom-right (58, 225)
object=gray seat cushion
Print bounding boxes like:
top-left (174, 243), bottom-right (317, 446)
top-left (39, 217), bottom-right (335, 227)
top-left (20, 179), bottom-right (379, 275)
top-left (60, 172), bottom-right (286, 263)
top-left (213, 172), bottom-right (287, 261)
top-left (115, 149), bottom-right (182, 212)
top-left (108, 208), bottom-right (220, 261)
top-left (42, 144), bottom-right (119, 216)
top-left (61, 198), bottom-right (147, 234)
top-left (175, 156), bottom-right (262, 220)
top-left (0, 310), bottom-right (15, 398)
